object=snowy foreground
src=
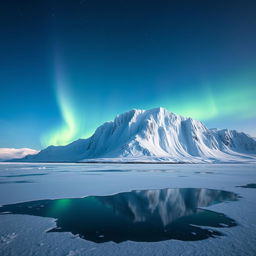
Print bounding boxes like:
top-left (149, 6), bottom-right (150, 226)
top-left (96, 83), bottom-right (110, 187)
top-left (0, 163), bottom-right (256, 256)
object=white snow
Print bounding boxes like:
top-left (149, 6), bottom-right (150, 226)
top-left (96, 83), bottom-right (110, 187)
top-left (22, 108), bottom-right (256, 163)
top-left (0, 148), bottom-right (39, 161)
top-left (0, 163), bottom-right (256, 256)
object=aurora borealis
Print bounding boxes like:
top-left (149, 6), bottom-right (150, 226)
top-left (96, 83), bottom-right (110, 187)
top-left (0, 0), bottom-right (256, 149)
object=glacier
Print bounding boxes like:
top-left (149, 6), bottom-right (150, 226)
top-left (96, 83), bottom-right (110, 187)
top-left (20, 107), bottom-right (256, 163)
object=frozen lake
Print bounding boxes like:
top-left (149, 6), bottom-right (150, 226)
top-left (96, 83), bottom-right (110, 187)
top-left (0, 163), bottom-right (256, 256)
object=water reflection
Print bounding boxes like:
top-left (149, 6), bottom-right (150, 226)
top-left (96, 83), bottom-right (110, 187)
top-left (0, 188), bottom-right (238, 243)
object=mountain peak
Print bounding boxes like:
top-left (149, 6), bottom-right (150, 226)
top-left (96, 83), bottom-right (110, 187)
top-left (148, 106), bottom-right (167, 113)
top-left (18, 108), bottom-right (256, 163)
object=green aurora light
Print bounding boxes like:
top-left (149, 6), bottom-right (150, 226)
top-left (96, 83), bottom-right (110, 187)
top-left (41, 70), bottom-right (256, 147)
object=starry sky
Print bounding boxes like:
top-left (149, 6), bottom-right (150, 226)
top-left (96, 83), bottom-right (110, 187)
top-left (0, 0), bottom-right (256, 150)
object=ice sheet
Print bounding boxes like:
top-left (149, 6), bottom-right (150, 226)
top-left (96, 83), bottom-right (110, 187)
top-left (0, 163), bottom-right (256, 256)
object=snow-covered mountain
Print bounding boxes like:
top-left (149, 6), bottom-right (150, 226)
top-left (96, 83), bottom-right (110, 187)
top-left (0, 148), bottom-right (39, 161)
top-left (21, 108), bottom-right (256, 163)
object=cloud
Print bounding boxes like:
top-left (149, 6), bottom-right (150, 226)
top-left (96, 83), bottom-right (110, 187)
top-left (0, 148), bottom-right (39, 161)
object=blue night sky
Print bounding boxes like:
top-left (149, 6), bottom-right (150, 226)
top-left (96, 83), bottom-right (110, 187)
top-left (0, 0), bottom-right (256, 150)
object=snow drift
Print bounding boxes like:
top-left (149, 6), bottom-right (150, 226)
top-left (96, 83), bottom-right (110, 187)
top-left (20, 108), bottom-right (256, 163)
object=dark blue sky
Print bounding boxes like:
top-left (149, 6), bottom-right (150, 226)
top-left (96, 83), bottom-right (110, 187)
top-left (0, 0), bottom-right (256, 149)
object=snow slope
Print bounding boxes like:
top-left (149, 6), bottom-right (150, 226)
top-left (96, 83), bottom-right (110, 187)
top-left (21, 108), bottom-right (256, 163)
top-left (0, 148), bottom-right (38, 161)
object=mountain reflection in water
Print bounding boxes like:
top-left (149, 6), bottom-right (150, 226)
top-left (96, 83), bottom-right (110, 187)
top-left (0, 188), bottom-right (238, 243)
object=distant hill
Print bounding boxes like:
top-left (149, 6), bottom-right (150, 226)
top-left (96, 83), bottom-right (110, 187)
top-left (0, 148), bottom-right (38, 161)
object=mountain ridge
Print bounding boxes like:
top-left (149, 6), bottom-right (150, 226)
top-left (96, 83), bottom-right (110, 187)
top-left (20, 107), bottom-right (256, 163)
